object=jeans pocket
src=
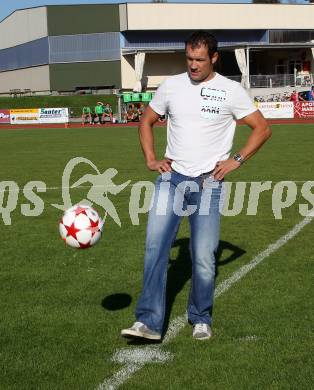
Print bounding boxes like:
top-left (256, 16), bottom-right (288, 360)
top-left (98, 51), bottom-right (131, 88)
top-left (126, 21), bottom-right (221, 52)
top-left (202, 174), bottom-right (223, 188)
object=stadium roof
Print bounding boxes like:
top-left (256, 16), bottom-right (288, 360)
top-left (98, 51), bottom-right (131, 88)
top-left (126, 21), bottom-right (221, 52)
top-left (1, 3), bottom-right (314, 29)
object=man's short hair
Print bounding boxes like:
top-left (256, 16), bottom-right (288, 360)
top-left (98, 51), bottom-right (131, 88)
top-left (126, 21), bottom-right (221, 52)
top-left (185, 31), bottom-right (218, 58)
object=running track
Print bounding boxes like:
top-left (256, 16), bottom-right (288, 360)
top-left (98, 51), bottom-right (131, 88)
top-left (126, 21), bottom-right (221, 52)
top-left (0, 118), bottom-right (314, 130)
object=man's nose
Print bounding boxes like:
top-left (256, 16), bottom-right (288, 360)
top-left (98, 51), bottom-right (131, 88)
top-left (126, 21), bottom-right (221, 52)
top-left (190, 60), bottom-right (198, 69)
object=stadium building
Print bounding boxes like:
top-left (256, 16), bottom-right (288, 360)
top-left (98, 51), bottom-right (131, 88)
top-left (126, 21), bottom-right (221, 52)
top-left (0, 3), bottom-right (313, 95)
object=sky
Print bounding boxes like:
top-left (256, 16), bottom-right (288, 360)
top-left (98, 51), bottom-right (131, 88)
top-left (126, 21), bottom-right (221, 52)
top-left (0, 0), bottom-right (309, 22)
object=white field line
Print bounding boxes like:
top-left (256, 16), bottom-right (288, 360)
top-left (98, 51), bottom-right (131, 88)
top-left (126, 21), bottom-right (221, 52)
top-left (113, 348), bottom-right (173, 364)
top-left (0, 185), bottom-right (112, 193)
top-left (97, 347), bottom-right (174, 390)
top-left (97, 215), bottom-right (313, 390)
top-left (0, 181), bottom-right (312, 193)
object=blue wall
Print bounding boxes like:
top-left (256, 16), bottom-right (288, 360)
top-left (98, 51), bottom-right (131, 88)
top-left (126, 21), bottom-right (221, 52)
top-left (0, 33), bottom-right (121, 72)
top-left (0, 37), bottom-right (49, 72)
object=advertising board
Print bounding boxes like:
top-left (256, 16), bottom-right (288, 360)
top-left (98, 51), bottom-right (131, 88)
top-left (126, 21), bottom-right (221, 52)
top-left (39, 108), bottom-right (69, 124)
top-left (0, 109), bottom-right (10, 124)
top-left (294, 101), bottom-right (314, 118)
top-left (10, 109), bottom-right (40, 124)
top-left (257, 102), bottom-right (294, 119)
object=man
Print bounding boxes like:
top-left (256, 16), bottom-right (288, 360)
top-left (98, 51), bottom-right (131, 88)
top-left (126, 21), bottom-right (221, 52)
top-left (138, 103), bottom-right (145, 121)
top-left (125, 103), bottom-right (137, 122)
top-left (102, 103), bottom-right (113, 123)
top-left (81, 106), bottom-right (92, 125)
top-left (121, 31), bottom-right (271, 341)
top-left (308, 86), bottom-right (314, 101)
top-left (290, 90), bottom-right (304, 102)
top-left (93, 102), bottom-right (104, 124)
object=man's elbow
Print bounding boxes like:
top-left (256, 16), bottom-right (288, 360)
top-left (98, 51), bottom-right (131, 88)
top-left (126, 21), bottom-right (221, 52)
top-left (140, 114), bottom-right (157, 129)
top-left (264, 124), bottom-right (272, 140)
top-left (139, 116), bottom-right (149, 132)
top-left (259, 116), bottom-right (272, 141)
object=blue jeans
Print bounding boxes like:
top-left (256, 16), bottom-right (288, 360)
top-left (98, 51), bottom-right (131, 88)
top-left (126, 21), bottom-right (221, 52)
top-left (135, 171), bottom-right (223, 334)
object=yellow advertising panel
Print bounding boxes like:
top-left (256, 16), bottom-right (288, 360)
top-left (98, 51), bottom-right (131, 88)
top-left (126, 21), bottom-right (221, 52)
top-left (10, 109), bottom-right (40, 124)
top-left (10, 109), bottom-right (39, 114)
top-left (9, 108), bottom-right (69, 124)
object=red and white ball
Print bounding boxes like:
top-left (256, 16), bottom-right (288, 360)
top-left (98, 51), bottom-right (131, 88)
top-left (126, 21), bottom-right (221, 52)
top-left (59, 204), bottom-right (104, 249)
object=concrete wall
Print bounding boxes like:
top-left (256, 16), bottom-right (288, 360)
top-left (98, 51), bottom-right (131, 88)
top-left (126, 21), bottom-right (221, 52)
top-left (0, 66), bottom-right (50, 94)
top-left (0, 7), bottom-right (47, 50)
top-left (125, 4), bottom-right (314, 31)
top-left (119, 4), bottom-right (128, 31)
top-left (121, 53), bottom-right (186, 90)
top-left (121, 56), bottom-right (137, 90)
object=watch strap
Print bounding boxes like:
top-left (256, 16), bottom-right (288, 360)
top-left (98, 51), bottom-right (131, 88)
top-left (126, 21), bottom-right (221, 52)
top-left (233, 153), bottom-right (245, 165)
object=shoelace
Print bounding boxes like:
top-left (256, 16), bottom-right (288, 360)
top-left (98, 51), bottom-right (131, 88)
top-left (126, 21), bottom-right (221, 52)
top-left (194, 323), bottom-right (208, 333)
top-left (133, 321), bottom-right (145, 329)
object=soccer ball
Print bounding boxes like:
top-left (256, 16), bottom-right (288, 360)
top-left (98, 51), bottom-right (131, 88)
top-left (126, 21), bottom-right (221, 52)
top-left (59, 204), bottom-right (104, 249)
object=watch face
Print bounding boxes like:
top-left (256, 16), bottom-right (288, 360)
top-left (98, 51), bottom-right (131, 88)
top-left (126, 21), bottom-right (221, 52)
top-left (234, 154), bottom-right (243, 164)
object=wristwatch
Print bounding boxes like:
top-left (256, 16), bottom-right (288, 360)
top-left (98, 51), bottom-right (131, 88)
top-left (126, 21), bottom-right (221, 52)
top-left (233, 153), bottom-right (245, 165)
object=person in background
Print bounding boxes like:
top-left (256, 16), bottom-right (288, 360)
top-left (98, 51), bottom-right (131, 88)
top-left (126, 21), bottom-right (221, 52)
top-left (132, 104), bottom-right (141, 122)
top-left (290, 90), bottom-right (305, 102)
top-left (138, 103), bottom-right (145, 121)
top-left (309, 86), bottom-right (314, 101)
top-left (102, 103), bottom-right (113, 123)
top-left (126, 103), bottom-right (136, 122)
top-left (93, 102), bottom-right (104, 124)
top-left (81, 106), bottom-right (92, 125)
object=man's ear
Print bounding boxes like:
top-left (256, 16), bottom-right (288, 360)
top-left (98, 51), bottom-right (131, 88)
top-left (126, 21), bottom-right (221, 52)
top-left (211, 52), bottom-right (219, 65)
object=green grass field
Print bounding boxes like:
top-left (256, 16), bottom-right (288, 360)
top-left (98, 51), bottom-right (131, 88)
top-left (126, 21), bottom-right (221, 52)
top-left (0, 124), bottom-right (313, 389)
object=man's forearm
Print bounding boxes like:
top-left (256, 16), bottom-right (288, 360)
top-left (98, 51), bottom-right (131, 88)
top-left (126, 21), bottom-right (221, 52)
top-left (139, 122), bottom-right (156, 164)
top-left (238, 124), bottom-right (272, 162)
top-left (138, 106), bottom-right (172, 173)
top-left (212, 111), bottom-right (271, 180)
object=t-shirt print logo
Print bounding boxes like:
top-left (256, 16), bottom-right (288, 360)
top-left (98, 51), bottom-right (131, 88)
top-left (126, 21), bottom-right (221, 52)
top-left (200, 87), bottom-right (227, 119)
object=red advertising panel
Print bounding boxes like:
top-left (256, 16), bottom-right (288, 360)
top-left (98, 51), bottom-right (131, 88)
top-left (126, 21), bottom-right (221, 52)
top-left (294, 101), bottom-right (314, 118)
top-left (0, 109), bottom-right (10, 123)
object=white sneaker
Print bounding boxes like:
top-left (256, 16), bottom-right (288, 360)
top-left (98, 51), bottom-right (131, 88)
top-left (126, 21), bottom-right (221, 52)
top-left (193, 323), bottom-right (212, 340)
top-left (121, 321), bottom-right (161, 340)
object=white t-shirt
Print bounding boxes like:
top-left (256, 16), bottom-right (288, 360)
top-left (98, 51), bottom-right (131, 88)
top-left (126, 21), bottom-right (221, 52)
top-left (149, 72), bottom-right (257, 177)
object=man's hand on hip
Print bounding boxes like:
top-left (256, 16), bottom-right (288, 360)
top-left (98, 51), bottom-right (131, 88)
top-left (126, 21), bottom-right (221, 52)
top-left (212, 159), bottom-right (241, 180)
top-left (147, 159), bottom-right (172, 174)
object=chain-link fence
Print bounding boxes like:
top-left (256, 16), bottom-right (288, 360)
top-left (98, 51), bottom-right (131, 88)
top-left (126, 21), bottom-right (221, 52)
top-left (250, 74), bottom-right (295, 88)
top-left (232, 74), bottom-right (314, 88)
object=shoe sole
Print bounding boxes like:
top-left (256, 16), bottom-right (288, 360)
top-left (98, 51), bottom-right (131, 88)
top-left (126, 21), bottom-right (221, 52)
top-left (193, 334), bottom-right (212, 340)
top-left (121, 329), bottom-right (161, 340)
